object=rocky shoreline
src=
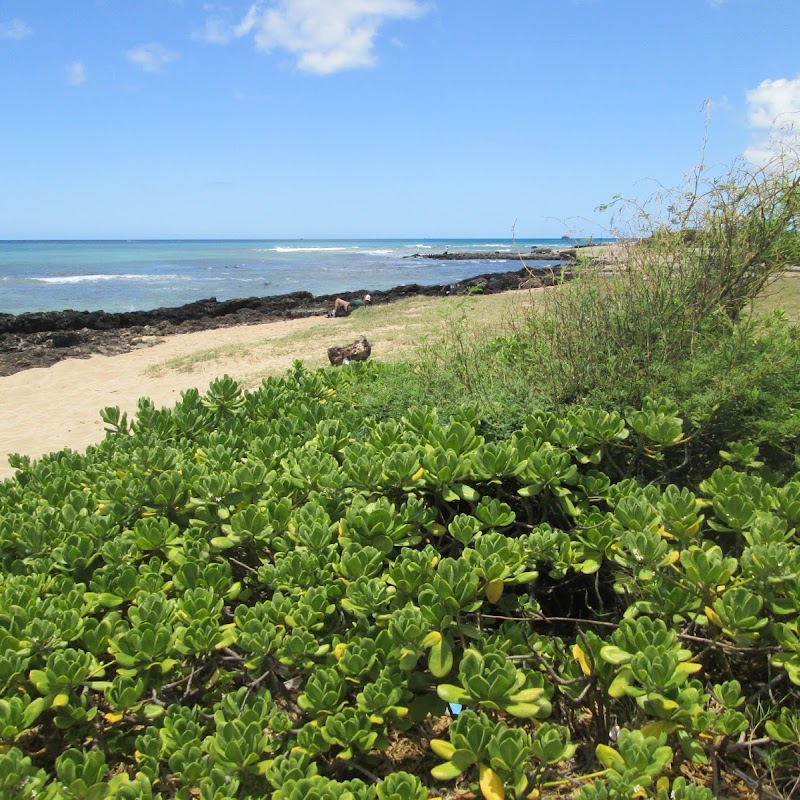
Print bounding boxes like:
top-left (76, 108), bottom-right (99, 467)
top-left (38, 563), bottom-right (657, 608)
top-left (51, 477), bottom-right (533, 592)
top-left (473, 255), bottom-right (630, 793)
top-left (406, 248), bottom-right (580, 261)
top-left (0, 263), bottom-right (571, 377)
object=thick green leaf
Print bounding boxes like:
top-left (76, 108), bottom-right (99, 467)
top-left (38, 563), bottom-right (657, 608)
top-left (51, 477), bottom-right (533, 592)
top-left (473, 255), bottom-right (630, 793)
top-left (504, 699), bottom-right (551, 718)
top-left (436, 684), bottom-right (470, 705)
top-left (430, 760), bottom-right (465, 781)
top-left (595, 743), bottom-right (625, 771)
top-left (22, 696), bottom-right (50, 728)
top-left (600, 645), bottom-right (632, 665)
top-left (430, 739), bottom-right (456, 760)
top-left (428, 637), bottom-right (454, 678)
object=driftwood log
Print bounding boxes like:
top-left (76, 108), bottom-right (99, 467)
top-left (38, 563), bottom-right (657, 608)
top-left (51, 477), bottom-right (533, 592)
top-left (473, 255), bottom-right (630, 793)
top-left (328, 335), bottom-right (371, 366)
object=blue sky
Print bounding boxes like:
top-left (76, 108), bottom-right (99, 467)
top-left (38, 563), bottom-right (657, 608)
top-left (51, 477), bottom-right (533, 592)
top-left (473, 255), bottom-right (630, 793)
top-left (1, 0), bottom-right (798, 239)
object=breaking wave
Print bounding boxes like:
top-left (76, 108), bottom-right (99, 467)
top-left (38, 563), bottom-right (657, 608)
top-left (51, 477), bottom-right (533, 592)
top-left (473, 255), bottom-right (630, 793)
top-left (35, 274), bottom-right (180, 285)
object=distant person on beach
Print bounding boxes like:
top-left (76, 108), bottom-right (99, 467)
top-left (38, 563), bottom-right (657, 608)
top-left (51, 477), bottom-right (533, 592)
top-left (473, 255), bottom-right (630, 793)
top-left (331, 294), bottom-right (371, 317)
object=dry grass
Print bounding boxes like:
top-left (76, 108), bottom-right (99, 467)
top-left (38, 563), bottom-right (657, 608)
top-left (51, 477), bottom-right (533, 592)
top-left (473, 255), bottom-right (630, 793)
top-left (752, 270), bottom-right (800, 322)
top-left (144, 289), bottom-right (541, 380)
top-left (140, 265), bottom-right (800, 393)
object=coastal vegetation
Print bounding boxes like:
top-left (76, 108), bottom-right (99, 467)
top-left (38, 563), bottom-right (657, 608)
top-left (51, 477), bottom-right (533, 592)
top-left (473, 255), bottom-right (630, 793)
top-left (141, 292), bottom-right (528, 380)
top-left (1, 149), bottom-right (800, 799)
top-left (352, 150), bottom-right (800, 469)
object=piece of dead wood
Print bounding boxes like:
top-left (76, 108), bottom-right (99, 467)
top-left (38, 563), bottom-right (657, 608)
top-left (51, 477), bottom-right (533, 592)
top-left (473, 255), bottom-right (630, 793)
top-left (328, 335), bottom-right (371, 366)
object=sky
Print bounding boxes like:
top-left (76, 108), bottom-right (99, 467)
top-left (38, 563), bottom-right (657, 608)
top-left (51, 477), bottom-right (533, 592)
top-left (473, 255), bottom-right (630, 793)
top-left (1, 0), bottom-right (799, 240)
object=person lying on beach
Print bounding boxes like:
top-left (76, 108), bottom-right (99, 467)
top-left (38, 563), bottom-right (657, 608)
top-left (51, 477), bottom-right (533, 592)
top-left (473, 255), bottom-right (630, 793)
top-left (331, 294), bottom-right (371, 317)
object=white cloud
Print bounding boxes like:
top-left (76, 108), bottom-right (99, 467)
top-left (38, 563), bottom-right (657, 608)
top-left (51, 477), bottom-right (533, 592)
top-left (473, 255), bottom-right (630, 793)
top-left (194, 18), bottom-right (235, 44)
top-left (744, 76), bottom-right (800, 164)
top-left (67, 61), bottom-right (87, 87)
top-left (195, 3), bottom-right (262, 44)
top-left (126, 43), bottom-right (179, 73)
top-left (198, 0), bottom-right (428, 74)
top-left (746, 76), bottom-right (800, 130)
top-left (0, 17), bottom-right (33, 39)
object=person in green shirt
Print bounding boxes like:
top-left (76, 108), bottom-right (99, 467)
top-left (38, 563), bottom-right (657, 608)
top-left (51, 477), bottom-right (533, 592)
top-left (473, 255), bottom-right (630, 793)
top-left (332, 293), bottom-right (371, 317)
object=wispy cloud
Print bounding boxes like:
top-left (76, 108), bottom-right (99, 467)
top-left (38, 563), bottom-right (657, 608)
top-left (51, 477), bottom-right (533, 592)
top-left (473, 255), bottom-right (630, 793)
top-left (197, 0), bottom-right (428, 74)
top-left (0, 17), bottom-right (33, 40)
top-left (744, 75), bottom-right (800, 164)
top-left (67, 61), bottom-right (87, 87)
top-left (194, 3), bottom-right (262, 44)
top-left (706, 95), bottom-right (730, 112)
top-left (126, 43), bottom-right (179, 73)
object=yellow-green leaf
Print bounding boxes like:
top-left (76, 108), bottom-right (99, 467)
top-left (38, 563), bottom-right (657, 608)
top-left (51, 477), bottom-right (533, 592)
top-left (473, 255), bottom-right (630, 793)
top-left (704, 606), bottom-right (723, 627)
top-left (430, 739), bottom-right (456, 760)
top-left (431, 761), bottom-right (464, 781)
top-left (428, 637), bottom-right (454, 678)
top-left (572, 644), bottom-right (592, 676)
top-left (479, 763), bottom-right (505, 800)
top-left (642, 720), bottom-right (678, 737)
top-left (486, 579), bottom-right (504, 604)
top-left (608, 672), bottom-right (631, 698)
top-left (600, 645), bottom-right (631, 665)
top-left (595, 743), bottom-right (625, 771)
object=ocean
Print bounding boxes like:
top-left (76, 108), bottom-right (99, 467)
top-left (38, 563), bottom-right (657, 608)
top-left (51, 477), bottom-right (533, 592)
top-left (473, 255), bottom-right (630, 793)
top-left (0, 239), bottom-right (608, 316)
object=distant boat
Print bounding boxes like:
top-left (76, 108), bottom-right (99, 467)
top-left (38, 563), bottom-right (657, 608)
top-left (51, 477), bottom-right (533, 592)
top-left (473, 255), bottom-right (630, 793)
top-left (561, 233), bottom-right (572, 239)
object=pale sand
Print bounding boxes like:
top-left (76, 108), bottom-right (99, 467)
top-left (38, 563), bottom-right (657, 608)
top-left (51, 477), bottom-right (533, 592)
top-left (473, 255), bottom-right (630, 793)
top-left (0, 314), bottom-right (353, 480)
top-left (0, 280), bottom-right (596, 480)
top-left (2, 269), bottom-right (794, 482)
top-left (0, 289), bottom-right (531, 480)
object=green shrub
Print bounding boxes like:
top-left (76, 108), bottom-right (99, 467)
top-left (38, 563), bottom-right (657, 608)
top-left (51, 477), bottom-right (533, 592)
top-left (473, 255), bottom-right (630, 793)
top-left (348, 150), bottom-right (800, 473)
top-left (1, 369), bottom-right (799, 797)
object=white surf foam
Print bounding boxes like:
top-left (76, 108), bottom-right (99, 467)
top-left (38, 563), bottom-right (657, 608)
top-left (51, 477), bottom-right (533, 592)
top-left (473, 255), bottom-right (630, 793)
top-left (269, 246), bottom-right (350, 253)
top-left (36, 273), bottom-right (179, 284)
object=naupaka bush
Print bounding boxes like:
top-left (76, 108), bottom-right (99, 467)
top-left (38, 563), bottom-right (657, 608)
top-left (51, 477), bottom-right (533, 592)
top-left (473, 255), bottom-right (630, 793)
top-left (0, 366), bottom-right (798, 798)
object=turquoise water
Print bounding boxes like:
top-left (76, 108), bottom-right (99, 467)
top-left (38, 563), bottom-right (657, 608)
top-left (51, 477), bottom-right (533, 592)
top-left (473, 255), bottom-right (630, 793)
top-left (0, 239), bottom-right (607, 315)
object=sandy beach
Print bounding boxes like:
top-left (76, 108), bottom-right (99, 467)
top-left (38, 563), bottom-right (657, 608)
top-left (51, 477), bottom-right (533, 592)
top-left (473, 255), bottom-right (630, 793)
top-left (0, 315), bottom-right (325, 479)
top-left (0, 289), bottom-right (531, 480)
